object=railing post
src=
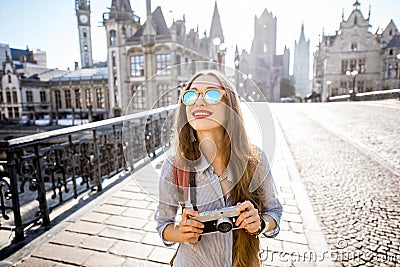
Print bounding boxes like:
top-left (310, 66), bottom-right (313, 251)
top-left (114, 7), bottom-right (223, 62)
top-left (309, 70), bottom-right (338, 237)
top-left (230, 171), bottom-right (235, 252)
top-left (7, 147), bottom-right (24, 242)
top-left (93, 129), bottom-right (102, 191)
top-left (34, 144), bottom-right (50, 227)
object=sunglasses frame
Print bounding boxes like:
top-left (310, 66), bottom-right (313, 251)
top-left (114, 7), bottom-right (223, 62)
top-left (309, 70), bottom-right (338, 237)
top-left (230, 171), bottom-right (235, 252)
top-left (180, 88), bottom-right (227, 106)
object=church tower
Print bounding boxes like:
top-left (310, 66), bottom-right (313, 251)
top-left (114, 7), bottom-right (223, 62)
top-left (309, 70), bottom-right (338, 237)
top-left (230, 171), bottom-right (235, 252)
top-left (293, 23), bottom-right (310, 98)
top-left (75, 0), bottom-right (93, 68)
top-left (209, 2), bottom-right (225, 65)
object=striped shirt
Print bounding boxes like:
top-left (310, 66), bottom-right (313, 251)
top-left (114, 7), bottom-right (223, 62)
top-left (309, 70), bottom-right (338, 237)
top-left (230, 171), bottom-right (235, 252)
top-left (154, 149), bottom-right (282, 267)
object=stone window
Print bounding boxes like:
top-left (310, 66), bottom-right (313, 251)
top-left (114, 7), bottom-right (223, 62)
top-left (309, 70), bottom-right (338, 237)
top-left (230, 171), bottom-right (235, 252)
top-left (26, 91), bottom-right (33, 103)
top-left (130, 55), bottom-right (144, 76)
top-left (110, 30), bottom-right (116, 46)
top-left (85, 89), bottom-right (92, 107)
top-left (65, 90), bottom-right (72, 108)
top-left (40, 91), bottom-right (47, 102)
top-left (351, 43), bottom-right (357, 51)
top-left (55, 90), bottom-right (62, 109)
top-left (96, 88), bottom-right (104, 109)
top-left (358, 59), bottom-right (365, 74)
top-left (131, 84), bottom-right (145, 110)
top-left (156, 54), bottom-right (171, 75)
top-left (74, 89), bottom-right (81, 108)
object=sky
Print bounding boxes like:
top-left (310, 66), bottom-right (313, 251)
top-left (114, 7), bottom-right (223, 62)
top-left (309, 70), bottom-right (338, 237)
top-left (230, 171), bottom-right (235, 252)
top-left (1, 0), bottom-right (399, 74)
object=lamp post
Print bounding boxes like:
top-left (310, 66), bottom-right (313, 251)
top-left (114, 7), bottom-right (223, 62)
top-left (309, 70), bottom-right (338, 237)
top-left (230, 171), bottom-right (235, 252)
top-left (346, 70), bottom-right (358, 101)
top-left (326, 80), bottom-right (332, 102)
top-left (213, 37), bottom-right (226, 73)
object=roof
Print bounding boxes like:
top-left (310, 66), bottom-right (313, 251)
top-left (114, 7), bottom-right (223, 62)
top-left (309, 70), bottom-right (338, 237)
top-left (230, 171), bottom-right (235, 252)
top-left (133, 6), bottom-right (170, 37)
top-left (385, 35), bottom-right (400, 48)
top-left (17, 65), bottom-right (68, 81)
top-left (50, 67), bottom-right (108, 81)
top-left (10, 48), bottom-right (35, 63)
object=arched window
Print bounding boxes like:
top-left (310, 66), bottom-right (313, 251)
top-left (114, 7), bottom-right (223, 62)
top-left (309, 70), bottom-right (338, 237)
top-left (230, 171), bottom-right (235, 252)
top-left (110, 30), bottom-right (116, 46)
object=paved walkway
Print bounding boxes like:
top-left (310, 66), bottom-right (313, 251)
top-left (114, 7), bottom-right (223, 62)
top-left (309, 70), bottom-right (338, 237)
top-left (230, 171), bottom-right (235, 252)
top-left (2, 104), bottom-right (335, 267)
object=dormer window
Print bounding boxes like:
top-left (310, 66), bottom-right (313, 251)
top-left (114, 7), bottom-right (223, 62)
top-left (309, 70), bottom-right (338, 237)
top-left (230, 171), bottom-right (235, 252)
top-left (351, 43), bottom-right (358, 51)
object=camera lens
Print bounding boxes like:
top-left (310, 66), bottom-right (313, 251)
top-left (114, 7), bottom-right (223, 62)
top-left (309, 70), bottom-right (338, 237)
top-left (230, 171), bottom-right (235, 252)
top-left (216, 217), bottom-right (233, 233)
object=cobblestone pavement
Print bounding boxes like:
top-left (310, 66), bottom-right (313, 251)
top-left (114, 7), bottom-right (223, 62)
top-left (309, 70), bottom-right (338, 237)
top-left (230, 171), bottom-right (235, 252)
top-left (1, 102), bottom-right (335, 267)
top-left (271, 101), bottom-right (400, 267)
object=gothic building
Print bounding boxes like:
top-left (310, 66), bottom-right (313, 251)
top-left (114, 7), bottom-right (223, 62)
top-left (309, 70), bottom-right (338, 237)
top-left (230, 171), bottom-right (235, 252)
top-left (103, 0), bottom-right (224, 115)
top-left (313, 0), bottom-right (400, 101)
top-left (293, 24), bottom-right (310, 98)
top-left (237, 9), bottom-right (289, 102)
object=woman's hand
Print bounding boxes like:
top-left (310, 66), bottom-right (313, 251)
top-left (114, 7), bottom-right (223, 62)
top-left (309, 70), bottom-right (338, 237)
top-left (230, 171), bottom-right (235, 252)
top-left (235, 201), bottom-right (261, 235)
top-left (178, 208), bottom-right (204, 244)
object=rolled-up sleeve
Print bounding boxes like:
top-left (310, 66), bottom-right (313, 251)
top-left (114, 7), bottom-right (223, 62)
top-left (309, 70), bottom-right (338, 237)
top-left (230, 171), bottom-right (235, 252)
top-left (154, 157), bottom-right (180, 246)
top-left (253, 149), bottom-right (283, 238)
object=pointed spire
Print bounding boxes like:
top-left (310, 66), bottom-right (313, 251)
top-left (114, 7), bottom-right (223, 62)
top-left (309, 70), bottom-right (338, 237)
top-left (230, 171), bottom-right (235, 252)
top-left (342, 8), bottom-right (344, 22)
top-left (234, 44), bottom-right (239, 69)
top-left (299, 23), bottom-right (305, 42)
top-left (353, 0), bottom-right (360, 10)
top-left (143, 0), bottom-right (156, 36)
top-left (209, 1), bottom-right (224, 42)
top-left (368, 5), bottom-right (371, 20)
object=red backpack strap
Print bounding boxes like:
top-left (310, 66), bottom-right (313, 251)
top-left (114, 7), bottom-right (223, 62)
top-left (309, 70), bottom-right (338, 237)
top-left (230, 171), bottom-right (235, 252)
top-left (172, 158), bottom-right (190, 202)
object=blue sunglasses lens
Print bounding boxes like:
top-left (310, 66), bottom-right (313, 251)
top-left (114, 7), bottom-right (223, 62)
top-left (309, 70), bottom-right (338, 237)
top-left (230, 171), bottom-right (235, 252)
top-left (182, 91), bottom-right (197, 105)
top-left (204, 90), bottom-right (222, 104)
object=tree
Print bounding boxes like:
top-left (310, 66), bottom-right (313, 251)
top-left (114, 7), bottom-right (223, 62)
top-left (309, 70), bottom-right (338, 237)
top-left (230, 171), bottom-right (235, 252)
top-left (280, 78), bottom-right (295, 98)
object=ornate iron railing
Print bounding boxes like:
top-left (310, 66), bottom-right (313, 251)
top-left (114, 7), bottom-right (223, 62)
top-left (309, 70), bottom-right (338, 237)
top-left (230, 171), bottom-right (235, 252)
top-left (0, 105), bottom-right (176, 242)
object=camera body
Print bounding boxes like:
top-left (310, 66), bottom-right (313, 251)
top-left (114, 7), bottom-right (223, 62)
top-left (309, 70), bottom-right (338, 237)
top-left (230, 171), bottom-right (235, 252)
top-left (190, 205), bottom-right (241, 235)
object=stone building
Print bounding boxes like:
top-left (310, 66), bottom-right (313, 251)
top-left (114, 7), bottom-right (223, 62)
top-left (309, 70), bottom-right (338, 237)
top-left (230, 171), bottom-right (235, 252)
top-left (237, 9), bottom-right (289, 102)
top-left (379, 20), bottom-right (400, 90)
top-left (293, 24), bottom-right (310, 98)
top-left (49, 68), bottom-right (109, 122)
top-left (103, 0), bottom-right (224, 115)
top-left (313, 0), bottom-right (400, 101)
top-left (0, 47), bottom-right (66, 123)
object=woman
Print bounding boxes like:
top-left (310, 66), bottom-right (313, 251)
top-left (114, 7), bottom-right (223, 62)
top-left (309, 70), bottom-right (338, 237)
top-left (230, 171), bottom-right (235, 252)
top-left (155, 70), bottom-right (282, 267)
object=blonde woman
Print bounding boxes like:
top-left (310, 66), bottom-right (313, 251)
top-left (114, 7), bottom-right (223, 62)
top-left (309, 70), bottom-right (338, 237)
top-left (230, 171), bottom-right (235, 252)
top-left (155, 70), bottom-right (282, 267)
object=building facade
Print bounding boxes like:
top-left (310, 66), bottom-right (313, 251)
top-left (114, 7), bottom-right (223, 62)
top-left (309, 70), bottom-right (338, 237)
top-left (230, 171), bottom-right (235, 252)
top-left (0, 47), bottom-right (67, 123)
top-left (49, 68), bottom-right (109, 122)
top-left (313, 1), bottom-right (400, 101)
top-left (237, 9), bottom-right (289, 102)
top-left (103, 0), bottom-right (224, 115)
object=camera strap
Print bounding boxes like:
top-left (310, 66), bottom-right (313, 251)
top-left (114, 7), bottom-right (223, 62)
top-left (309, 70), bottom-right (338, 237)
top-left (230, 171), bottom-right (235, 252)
top-left (189, 166), bottom-right (198, 211)
top-left (173, 158), bottom-right (197, 211)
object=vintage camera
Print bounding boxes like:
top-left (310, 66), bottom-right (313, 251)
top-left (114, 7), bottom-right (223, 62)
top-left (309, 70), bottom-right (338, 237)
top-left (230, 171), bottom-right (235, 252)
top-left (189, 205), bottom-right (241, 234)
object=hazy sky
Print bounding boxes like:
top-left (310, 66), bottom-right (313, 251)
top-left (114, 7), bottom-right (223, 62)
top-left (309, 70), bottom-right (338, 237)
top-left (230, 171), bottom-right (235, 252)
top-left (1, 0), bottom-right (399, 73)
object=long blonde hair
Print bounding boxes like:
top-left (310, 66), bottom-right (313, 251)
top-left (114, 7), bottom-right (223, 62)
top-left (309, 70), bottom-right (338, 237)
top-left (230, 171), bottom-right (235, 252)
top-left (175, 70), bottom-right (264, 267)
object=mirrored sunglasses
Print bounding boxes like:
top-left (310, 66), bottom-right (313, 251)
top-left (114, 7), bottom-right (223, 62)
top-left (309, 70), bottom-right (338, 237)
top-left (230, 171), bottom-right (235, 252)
top-left (181, 88), bottom-right (226, 105)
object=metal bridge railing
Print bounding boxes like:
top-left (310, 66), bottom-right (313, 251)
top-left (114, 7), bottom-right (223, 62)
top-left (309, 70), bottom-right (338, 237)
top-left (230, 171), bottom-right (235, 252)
top-left (0, 105), bottom-right (176, 242)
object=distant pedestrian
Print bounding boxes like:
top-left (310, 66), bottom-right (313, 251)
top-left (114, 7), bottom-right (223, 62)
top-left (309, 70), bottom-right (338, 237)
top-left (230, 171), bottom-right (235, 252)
top-left (155, 70), bottom-right (282, 267)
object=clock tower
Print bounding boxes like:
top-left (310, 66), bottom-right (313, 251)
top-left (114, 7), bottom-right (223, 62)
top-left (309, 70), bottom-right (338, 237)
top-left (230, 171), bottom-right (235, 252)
top-left (75, 0), bottom-right (93, 68)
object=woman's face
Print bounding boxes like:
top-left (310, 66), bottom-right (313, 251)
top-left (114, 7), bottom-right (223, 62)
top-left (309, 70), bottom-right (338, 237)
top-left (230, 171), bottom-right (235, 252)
top-left (184, 74), bottom-right (228, 133)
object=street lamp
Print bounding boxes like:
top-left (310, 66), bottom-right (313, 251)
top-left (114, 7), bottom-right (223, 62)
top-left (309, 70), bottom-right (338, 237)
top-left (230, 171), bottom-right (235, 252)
top-left (346, 70), bottom-right (358, 101)
top-left (326, 80), bottom-right (332, 101)
top-left (213, 37), bottom-right (226, 72)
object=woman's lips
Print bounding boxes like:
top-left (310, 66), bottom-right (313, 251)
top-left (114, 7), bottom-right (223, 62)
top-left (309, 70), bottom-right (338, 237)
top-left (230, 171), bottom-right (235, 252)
top-left (192, 110), bottom-right (213, 119)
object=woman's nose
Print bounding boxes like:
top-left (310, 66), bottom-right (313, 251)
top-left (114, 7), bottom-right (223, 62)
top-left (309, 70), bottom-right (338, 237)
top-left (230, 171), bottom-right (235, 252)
top-left (195, 93), bottom-right (206, 106)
